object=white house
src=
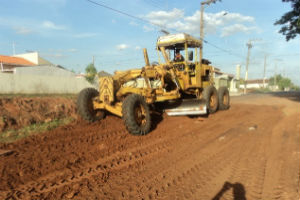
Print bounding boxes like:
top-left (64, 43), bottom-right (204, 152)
top-left (14, 52), bottom-right (53, 65)
top-left (0, 55), bottom-right (36, 73)
top-left (240, 79), bottom-right (269, 89)
top-left (213, 67), bottom-right (240, 93)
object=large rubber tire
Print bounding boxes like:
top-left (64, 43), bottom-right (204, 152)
top-left (203, 85), bottom-right (219, 114)
top-left (77, 88), bottom-right (105, 122)
top-left (218, 86), bottom-right (230, 110)
top-left (122, 94), bottom-right (151, 135)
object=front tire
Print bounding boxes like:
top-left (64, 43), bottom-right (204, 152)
top-left (218, 86), bottom-right (230, 110)
top-left (77, 88), bottom-right (105, 122)
top-left (203, 85), bottom-right (219, 114)
top-left (122, 94), bottom-right (151, 135)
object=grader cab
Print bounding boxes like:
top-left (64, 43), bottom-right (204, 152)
top-left (77, 33), bottom-right (230, 135)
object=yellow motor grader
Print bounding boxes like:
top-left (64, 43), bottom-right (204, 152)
top-left (77, 33), bottom-right (230, 135)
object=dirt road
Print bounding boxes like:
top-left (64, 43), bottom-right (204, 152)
top-left (0, 92), bottom-right (299, 199)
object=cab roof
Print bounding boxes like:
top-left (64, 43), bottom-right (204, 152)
top-left (157, 33), bottom-right (202, 49)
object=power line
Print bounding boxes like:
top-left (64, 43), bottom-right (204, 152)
top-left (86, 0), bottom-right (166, 29)
top-left (203, 40), bottom-right (244, 59)
top-left (85, 0), bottom-right (245, 60)
top-left (143, 0), bottom-right (163, 9)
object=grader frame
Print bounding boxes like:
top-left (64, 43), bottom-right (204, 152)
top-left (77, 33), bottom-right (230, 135)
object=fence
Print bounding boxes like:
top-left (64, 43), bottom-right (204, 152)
top-left (0, 73), bottom-right (95, 94)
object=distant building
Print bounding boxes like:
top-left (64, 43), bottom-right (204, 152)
top-left (75, 73), bottom-right (86, 78)
top-left (213, 68), bottom-right (240, 93)
top-left (1, 52), bottom-right (53, 73)
top-left (14, 52), bottom-right (53, 65)
top-left (0, 52), bottom-right (76, 77)
top-left (0, 55), bottom-right (36, 73)
top-left (240, 79), bottom-right (269, 89)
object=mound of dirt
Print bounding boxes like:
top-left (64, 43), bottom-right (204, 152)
top-left (0, 97), bottom-right (77, 132)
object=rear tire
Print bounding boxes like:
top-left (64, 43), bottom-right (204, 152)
top-left (122, 94), bottom-right (151, 135)
top-left (218, 86), bottom-right (230, 110)
top-left (77, 88), bottom-right (105, 122)
top-left (203, 85), bottom-right (218, 114)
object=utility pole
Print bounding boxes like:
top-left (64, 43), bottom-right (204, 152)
top-left (243, 38), bottom-right (261, 94)
top-left (244, 41), bottom-right (252, 94)
top-left (199, 0), bottom-right (217, 86)
top-left (263, 54), bottom-right (267, 88)
top-left (273, 58), bottom-right (281, 91)
top-left (92, 55), bottom-right (95, 66)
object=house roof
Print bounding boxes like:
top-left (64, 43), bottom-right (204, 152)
top-left (0, 55), bottom-right (36, 66)
top-left (214, 70), bottom-right (234, 78)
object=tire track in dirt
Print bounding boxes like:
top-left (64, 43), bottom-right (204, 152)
top-left (203, 107), bottom-right (283, 200)
top-left (227, 136), bottom-right (266, 200)
top-left (57, 109), bottom-right (253, 199)
top-left (262, 114), bottom-right (300, 200)
top-left (2, 113), bottom-right (201, 199)
top-left (0, 104), bottom-right (276, 199)
top-left (197, 132), bottom-right (259, 200)
top-left (1, 94), bottom-right (300, 199)
top-left (0, 119), bottom-right (129, 191)
top-left (2, 131), bottom-right (173, 199)
top-left (83, 122), bottom-right (253, 199)
top-left (151, 136), bottom-right (242, 200)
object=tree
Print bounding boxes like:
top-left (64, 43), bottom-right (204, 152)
top-left (85, 63), bottom-right (97, 84)
top-left (269, 74), bottom-right (293, 90)
top-left (274, 0), bottom-right (300, 41)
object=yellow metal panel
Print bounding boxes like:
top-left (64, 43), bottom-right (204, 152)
top-left (116, 87), bottom-right (144, 97)
top-left (93, 101), bottom-right (122, 117)
top-left (145, 68), bottom-right (156, 78)
top-left (178, 79), bottom-right (184, 90)
top-left (160, 46), bottom-right (170, 63)
top-left (191, 76), bottom-right (197, 85)
top-left (99, 76), bottom-right (114, 103)
top-left (195, 62), bottom-right (201, 86)
top-left (113, 69), bottom-right (142, 84)
top-left (155, 92), bottom-right (180, 102)
top-left (143, 48), bottom-right (150, 66)
top-left (202, 81), bottom-right (210, 88)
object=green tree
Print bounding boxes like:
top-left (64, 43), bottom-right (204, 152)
top-left (85, 63), bottom-right (97, 84)
top-left (274, 0), bottom-right (300, 41)
top-left (269, 74), bottom-right (293, 90)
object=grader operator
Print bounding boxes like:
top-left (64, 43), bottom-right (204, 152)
top-left (77, 33), bottom-right (230, 135)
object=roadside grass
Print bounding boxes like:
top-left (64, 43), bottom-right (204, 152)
top-left (0, 117), bottom-right (74, 143)
top-left (0, 93), bottom-right (77, 99)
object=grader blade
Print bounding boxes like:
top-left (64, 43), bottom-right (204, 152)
top-left (165, 99), bottom-right (207, 116)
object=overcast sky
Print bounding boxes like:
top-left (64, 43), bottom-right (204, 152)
top-left (1, 0), bottom-right (299, 85)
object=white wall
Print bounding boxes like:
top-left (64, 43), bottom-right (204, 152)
top-left (0, 73), bottom-right (96, 94)
top-left (239, 83), bottom-right (268, 89)
top-left (15, 65), bottom-right (75, 77)
top-left (14, 52), bottom-right (52, 65)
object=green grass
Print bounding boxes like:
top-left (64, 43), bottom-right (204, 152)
top-left (0, 117), bottom-right (74, 143)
